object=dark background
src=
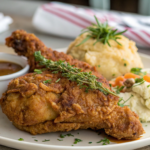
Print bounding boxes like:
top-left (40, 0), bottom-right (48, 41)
top-left (46, 0), bottom-right (139, 13)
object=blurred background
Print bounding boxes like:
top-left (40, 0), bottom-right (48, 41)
top-left (1, 0), bottom-right (150, 15)
top-left (0, 0), bottom-right (150, 51)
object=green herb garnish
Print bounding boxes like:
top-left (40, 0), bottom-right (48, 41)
top-left (34, 51), bottom-right (118, 96)
top-left (115, 86), bottom-right (124, 94)
top-left (52, 71), bottom-right (58, 74)
top-left (66, 133), bottom-right (74, 137)
top-left (74, 138), bottom-right (82, 144)
top-left (76, 15), bottom-right (126, 47)
top-left (118, 94), bottom-right (133, 107)
top-left (135, 78), bottom-right (144, 83)
top-left (43, 79), bottom-right (51, 84)
top-left (112, 74), bottom-right (115, 77)
top-left (147, 85), bottom-right (150, 88)
top-left (34, 69), bottom-right (42, 74)
top-left (89, 142), bottom-right (92, 144)
top-left (34, 139), bottom-right (38, 142)
top-left (97, 138), bottom-right (110, 145)
top-left (18, 138), bottom-right (24, 141)
top-left (98, 65), bottom-right (100, 68)
top-left (118, 98), bottom-right (126, 107)
top-left (60, 133), bottom-right (74, 138)
top-left (134, 78), bottom-right (145, 86)
top-left (60, 134), bottom-right (66, 138)
top-left (57, 139), bottom-right (63, 141)
top-left (42, 139), bottom-right (50, 142)
top-left (130, 68), bottom-right (147, 76)
top-left (124, 63), bottom-right (127, 66)
top-left (140, 120), bottom-right (143, 123)
top-left (56, 78), bottom-right (60, 83)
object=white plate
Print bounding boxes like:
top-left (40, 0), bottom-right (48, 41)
top-left (0, 48), bottom-right (150, 150)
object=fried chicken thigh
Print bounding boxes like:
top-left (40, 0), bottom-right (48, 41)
top-left (0, 30), bottom-right (144, 140)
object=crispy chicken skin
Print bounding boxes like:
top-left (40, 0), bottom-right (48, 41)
top-left (1, 72), bottom-right (144, 139)
top-left (5, 30), bottom-right (103, 79)
top-left (0, 30), bottom-right (144, 140)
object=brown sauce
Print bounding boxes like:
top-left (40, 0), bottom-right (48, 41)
top-left (0, 61), bottom-right (23, 76)
top-left (108, 136), bottom-right (141, 143)
top-left (98, 130), bottom-right (141, 144)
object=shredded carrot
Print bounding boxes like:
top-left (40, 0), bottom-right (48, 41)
top-left (124, 73), bottom-right (140, 79)
top-left (109, 81), bottom-right (116, 87)
top-left (115, 76), bottom-right (125, 86)
top-left (143, 75), bottom-right (150, 82)
top-left (110, 72), bottom-right (146, 88)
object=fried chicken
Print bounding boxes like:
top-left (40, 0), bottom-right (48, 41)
top-left (5, 30), bottom-right (102, 79)
top-left (0, 30), bottom-right (144, 140)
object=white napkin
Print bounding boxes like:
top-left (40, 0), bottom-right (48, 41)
top-left (32, 2), bottom-right (150, 48)
top-left (0, 13), bottom-right (13, 33)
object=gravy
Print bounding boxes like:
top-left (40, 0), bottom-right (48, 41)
top-left (108, 136), bottom-right (141, 143)
top-left (98, 130), bottom-right (141, 144)
top-left (0, 61), bottom-right (23, 76)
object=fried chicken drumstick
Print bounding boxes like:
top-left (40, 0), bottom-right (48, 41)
top-left (0, 30), bottom-right (144, 140)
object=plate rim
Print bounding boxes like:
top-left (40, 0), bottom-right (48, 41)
top-left (0, 134), bottom-right (150, 150)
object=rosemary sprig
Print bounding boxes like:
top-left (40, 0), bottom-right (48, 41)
top-left (34, 51), bottom-right (118, 96)
top-left (76, 15), bottom-right (127, 47)
top-left (34, 69), bottom-right (42, 74)
top-left (118, 94), bottom-right (134, 107)
top-left (43, 79), bottom-right (51, 84)
top-left (115, 86), bottom-right (124, 94)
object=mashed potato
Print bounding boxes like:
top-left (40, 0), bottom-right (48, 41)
top-left (67, 33), bottom-right (143, 80)
top-left (118, 81), bottom-right (150, 122)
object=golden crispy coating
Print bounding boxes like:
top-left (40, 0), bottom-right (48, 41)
top-left (1, 30), bottom-right (144, 140)
top-left (1, 72), bottom-right (118, 126)
top-left (13, 120), bottom-right (105, 135)
top-left (1, 72), bottom-right (144, 139)
top-left (5, 30), bottom-right (104, 79)
top-left (13, 106), bottom-right (144, 140)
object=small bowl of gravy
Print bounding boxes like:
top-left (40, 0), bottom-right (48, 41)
top-left (0, 52), bottom-right (29, 97)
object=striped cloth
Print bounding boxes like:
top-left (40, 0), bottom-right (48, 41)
top-left (32, 2), bottom-right (150, 48)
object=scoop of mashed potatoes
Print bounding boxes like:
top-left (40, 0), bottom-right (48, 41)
top-left (67, 33), bottom-right (143, 80)
top-left (117, 81), bottom-right (150, 122)
top-left (119, 92), bottom-right (150, 123)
